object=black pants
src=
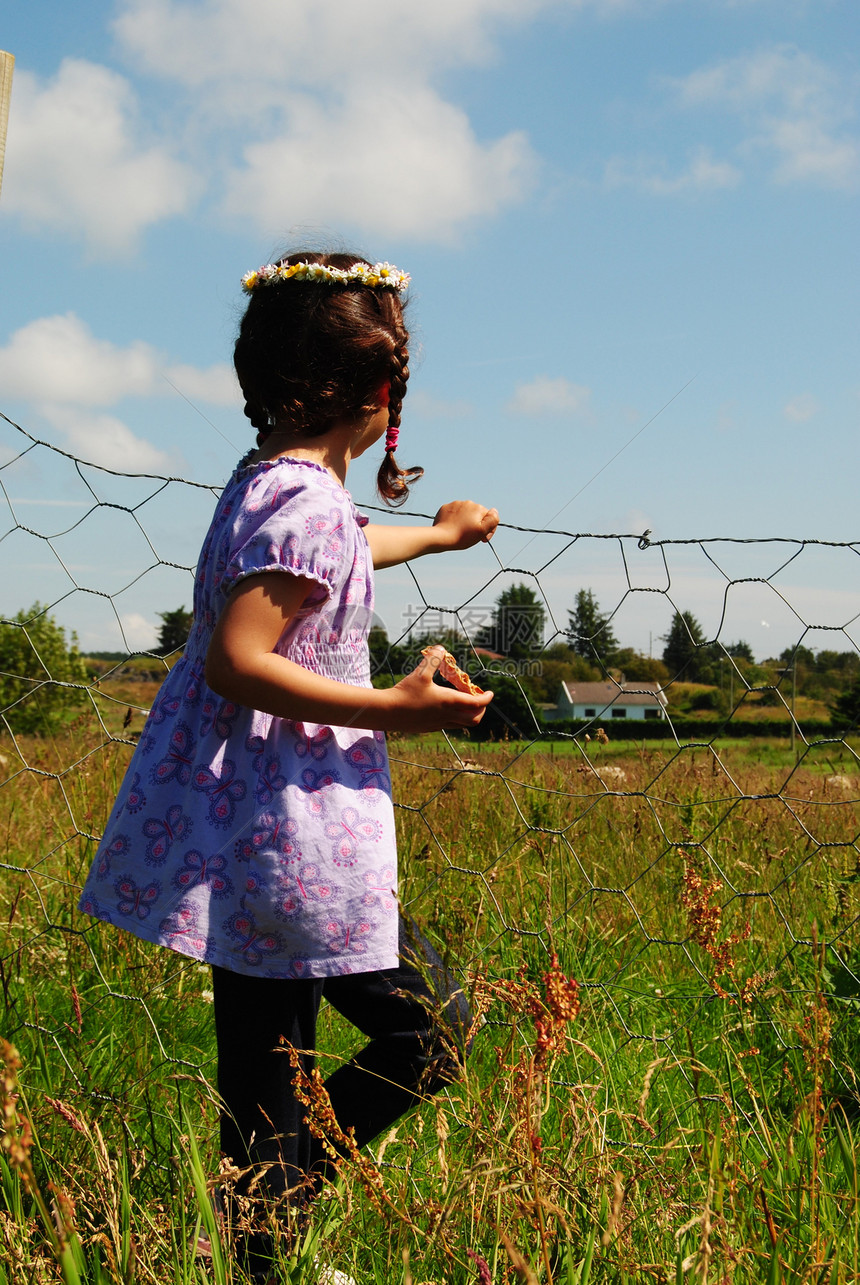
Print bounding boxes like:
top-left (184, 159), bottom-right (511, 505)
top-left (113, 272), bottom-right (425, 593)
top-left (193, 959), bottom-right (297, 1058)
top-left (212, 917), bottom-right (471, 1218)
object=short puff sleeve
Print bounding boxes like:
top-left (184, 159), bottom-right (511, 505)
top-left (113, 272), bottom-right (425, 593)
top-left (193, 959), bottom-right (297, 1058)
top-left (220, 466), bottom-right (351, 610)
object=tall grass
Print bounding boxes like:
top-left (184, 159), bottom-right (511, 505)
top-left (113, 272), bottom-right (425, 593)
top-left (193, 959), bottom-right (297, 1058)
top-left (2, 715), bottom-right (860, 1281)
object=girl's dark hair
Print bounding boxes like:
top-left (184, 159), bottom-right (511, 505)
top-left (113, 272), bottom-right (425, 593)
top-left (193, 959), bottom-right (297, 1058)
top-left (234, 250), bottom-right (422, 505)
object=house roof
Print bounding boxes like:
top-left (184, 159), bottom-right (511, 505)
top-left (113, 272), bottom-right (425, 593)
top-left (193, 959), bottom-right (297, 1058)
top-left (560, 681), bottom-right (668, 708)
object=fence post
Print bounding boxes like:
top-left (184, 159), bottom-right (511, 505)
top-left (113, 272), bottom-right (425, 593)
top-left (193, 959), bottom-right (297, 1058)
top-left (0, 51), bottom-right (13, 202)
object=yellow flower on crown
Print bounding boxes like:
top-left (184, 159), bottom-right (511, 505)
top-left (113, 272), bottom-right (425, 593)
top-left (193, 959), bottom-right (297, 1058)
top-left (241, 259), bottom-right (409, 293)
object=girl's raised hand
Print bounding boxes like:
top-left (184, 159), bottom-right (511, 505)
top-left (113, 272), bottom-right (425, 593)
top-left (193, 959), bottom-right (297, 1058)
top-left (432, 501), bottom-right (499, 552)
top-left (384, 646), bottom-right (493, 732)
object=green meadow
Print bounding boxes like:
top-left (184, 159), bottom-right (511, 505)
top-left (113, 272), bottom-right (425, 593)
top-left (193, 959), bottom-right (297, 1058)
top-left (3, 688), bottom-right (860, 1282)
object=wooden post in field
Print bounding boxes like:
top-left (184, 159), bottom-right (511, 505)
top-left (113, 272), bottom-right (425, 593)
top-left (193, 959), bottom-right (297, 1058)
top-left (0, 51), bottom-right (14, 202)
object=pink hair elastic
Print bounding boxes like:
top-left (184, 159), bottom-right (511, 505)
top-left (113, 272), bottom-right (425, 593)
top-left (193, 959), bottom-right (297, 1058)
top-left (385, 426), bottom-right (399, 453)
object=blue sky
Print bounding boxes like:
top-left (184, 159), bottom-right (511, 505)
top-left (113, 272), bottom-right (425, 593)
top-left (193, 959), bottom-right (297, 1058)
top-left (1, 0), bottom-right (858, 662)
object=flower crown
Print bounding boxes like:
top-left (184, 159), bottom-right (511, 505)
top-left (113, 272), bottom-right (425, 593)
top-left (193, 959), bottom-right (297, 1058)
top-left (241, 259), bottom-right (410, 294)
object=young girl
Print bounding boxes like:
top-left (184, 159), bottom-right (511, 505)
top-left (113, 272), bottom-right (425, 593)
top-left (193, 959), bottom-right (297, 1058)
top-left (78, 251), bottom-right (498, 1279)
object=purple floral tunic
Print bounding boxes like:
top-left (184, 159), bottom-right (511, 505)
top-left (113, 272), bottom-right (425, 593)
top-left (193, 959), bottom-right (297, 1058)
top-left (78, 456), bottom-right (398, 978)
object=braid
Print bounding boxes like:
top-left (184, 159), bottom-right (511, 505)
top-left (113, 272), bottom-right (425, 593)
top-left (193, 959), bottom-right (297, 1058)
top-left (376, 340), bottom-right (422, 505)
top-left (387, 343), bottom-right (409, 430)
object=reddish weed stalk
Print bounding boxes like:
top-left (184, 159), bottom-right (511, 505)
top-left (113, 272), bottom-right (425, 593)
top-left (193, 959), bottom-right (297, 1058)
top-left (681, 854), bottom-right (751, 998)
top-left (486, 953), bottom-right (581, 1283)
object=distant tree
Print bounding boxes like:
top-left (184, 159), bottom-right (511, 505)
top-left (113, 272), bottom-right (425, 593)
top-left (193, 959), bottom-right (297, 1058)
top-left (610, 648), bottom-right (669, 684)
top-left (724, 640), bottom-right (754, 663)
top-left (567, 590), bottom-right (619, 666)
top-left (478, 584), bottom-right (546, 659)
top-left (779, 645), bottom-right (816, 669)
top-left (0, 603), bottom-right (89, 735)
top-left (832, 675), bottom-right (860, 729)
top-left (816, 649), bottom-right (860, 677)
top-left (157, 606), bottom-right (194, 656)
top-left (662, 610), bottom-right (716, 683)
top-left (526, 654), bottom-right (601, 704)
top-left (818, 650), bottom-right (860, 677)
top-left (811, 650), bottom-right (860, 700)
top-left (772, 644), bottom-right (819, 698)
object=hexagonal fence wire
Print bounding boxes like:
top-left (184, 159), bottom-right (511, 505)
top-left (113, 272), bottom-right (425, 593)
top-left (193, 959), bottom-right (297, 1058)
top-left (2, 410), bottom-right (860, 1194)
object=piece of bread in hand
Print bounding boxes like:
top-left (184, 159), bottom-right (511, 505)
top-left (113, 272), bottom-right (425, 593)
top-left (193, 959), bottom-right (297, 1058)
top-left (421, 647), bottom-right (484, 695)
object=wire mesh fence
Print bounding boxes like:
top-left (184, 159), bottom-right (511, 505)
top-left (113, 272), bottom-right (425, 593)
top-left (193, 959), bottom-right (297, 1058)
top-left (2, 409), bottom-right (860, 1277)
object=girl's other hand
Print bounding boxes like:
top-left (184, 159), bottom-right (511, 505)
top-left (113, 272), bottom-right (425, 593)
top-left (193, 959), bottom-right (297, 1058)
top-left (385, 647), bottom-right (493, 732)
top-left (432, 501), bottom-right (499, 552)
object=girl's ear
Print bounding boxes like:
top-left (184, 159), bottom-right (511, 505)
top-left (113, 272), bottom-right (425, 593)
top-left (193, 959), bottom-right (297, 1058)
top-left (376, 382), bottom-right (390, 408)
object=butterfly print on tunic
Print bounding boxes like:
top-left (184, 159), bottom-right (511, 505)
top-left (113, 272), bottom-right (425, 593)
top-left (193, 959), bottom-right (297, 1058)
top-left (361, 866), bottom-right (397, 915)
top-left (293, 722), bottom-right (333, 761)
top-left (200, 698), bottom-right (242, 740)
top-left (306, 508), bottom-right (346, 560)
top-left (150, 721), bottom-right (196, 788)
top-left (324, 917), bottom-right (375, 957)
top-left (273, 863), bottom-right (342, 922)
top-left (191, 758), bottom-right (247, 828)
top-left (79, 892), bottom-right (112, 923)
top-left (142, 805), bottom-right (193, 866)
top-left (160, 902), bottom-right (215, 956)
top-left (299, 767), bottom-right (340, 818)
top-left (98, 834), bottom-right (130, 878)
top-left (234, 813), bottom-right (302, 864)
top-left (254, 755), bottom-right (287, 807)
top-left (172, 849), bottom-right (234, 899)
top-left (324, 806), bottom-right (383, 867)
top-left (345, 740), bottom-right (390, 796)
top-left (115, 876), bottom-right (161, 920)
top-left (223, 909), bottom-right (285, 968)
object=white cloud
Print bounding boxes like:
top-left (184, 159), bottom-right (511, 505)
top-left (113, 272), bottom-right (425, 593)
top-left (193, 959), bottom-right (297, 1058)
top-left (42, 406), bottom-right (173, 473)
top-left (604, 146), bottom-right (741, 194)
top-left (223, 86), bottom-right (534, 241)
top-left (0, 315), bottom-right (158, 406)
top-left (507, 376), bottom-right (592, 416)
top-left (669, 46), bottom-right (860, 191)
top-left (112, 0), bottom-right (541, 240)
top-left (0, 314), bottom-right (237, 408)
top-left (117, 612), bottom-right (159, 651)
top-left (766, 117), bottom-right (860, 187)
top-left (3, 59), bottom-right (197, 253)
top-left (113, 0), bottom-right (556, 90)
top-left (0, 314), bottom-right (239, 470)
top-left (783, 393), bottom-right (818, 423)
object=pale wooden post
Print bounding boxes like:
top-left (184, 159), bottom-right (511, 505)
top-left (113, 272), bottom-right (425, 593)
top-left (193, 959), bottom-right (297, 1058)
top-left (0, 51), bottom-right (14, 202)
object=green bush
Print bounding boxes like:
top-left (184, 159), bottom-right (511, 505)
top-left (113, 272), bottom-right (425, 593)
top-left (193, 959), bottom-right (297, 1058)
top-left (0, 603), bottom-right (89, 735)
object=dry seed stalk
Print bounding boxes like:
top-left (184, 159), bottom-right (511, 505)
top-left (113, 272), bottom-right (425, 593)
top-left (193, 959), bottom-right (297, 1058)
top-left (286, 1044), bottom-right (389, 1212)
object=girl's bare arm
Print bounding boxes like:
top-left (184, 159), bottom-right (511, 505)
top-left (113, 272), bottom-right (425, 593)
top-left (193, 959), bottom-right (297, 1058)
top-left (365, 500), bottom-right (499, 569)
top-left (204, 572), bottom-right (493, 732)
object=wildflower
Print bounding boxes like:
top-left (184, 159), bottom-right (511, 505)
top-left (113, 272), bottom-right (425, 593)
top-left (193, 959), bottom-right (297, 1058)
top-left (45, 1097), bottom-right (87, 1134)
top-left (467, 1247), bottom-right (493, 1284)
top-left (534, 953), bottom-right (580, 1066)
